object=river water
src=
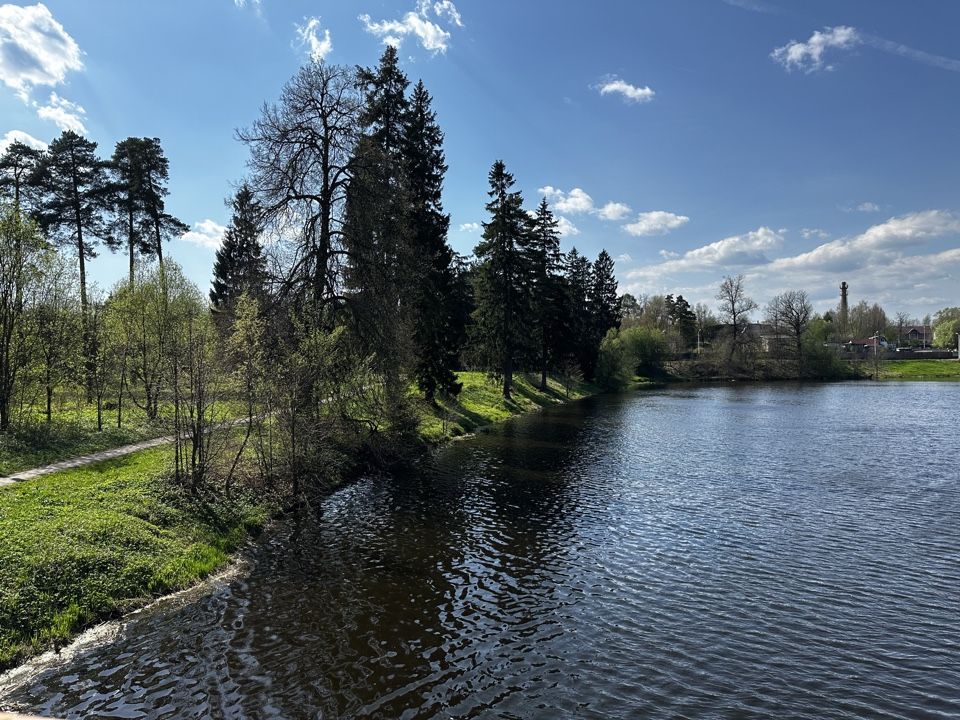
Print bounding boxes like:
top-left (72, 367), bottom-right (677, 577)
top-left (1, 382), bottom-right (958, 719)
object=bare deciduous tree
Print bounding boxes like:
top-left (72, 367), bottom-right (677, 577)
top-left (716, 274), bottom-right (758, 364)
top-left (238, 61), bottom-right (360, 311)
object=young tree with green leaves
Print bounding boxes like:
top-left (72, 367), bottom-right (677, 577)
top-left (0, 206), bottom-right (48, 430)
top-left (31, 253), bottom-right (81, 422)
top-left (472, 160), bottom-right (532, 399)
top-left (0, 140), bottom-right (43, 212)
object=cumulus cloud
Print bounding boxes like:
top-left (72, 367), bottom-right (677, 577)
top-left (801, 227), bottom-right (830, 240)
top-left (0, 129), bottom-right (46, 153)
top-left (0, 2), bottom-right (83, 101)
top-left (180, 219), bottom-right (227, 249)
top-left (539, 186), bottom-right (595, 215)
top-left (771, 26), bottom-right (860, 73)
top-left (595, 76), bottom-right (655, 104)
top-left (622, 213), bottom-right (960, 319)
top-left (615, 253), bottom-right (633, 263)
top-left (769, 210), bottom-right (960, 274)
top-left (360, 0), bottom-right (462, 53)
top-left (458, 221), bottom-right (481, 233)
top-left (623, 211), bottom-right (690, 236)
top-left (34, 91), bottom-right (85, 133)
top-left (295, 17), bottom-right (333, 62)
top-left (627, 226), bottom-right (783, 281)
top-left (557, 216), bottom-right (580, 237)
top-left (597, 201), bottom-right (631, 221)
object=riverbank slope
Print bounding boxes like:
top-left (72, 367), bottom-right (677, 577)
top-left (0, 371), bottom-right (597, 672)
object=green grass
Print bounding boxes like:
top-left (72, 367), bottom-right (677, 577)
top-left (417, 371), bottom-right (598, 442)
top-left (878, 358), bottom-right (960, 379)
top-left (0, 396), bottom-right (249, 476)
top-left (0, 447), bottom-right (269, 670)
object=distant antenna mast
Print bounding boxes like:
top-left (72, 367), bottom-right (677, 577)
top-left (839, 281), bottom-right (849, 338)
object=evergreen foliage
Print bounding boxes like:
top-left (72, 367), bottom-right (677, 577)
top-left (472, 160), bottom-right (532, 398)
top-left (210, 184), bottom-right (266, 324)
top-left (404, 80), bottom-right (462, 400)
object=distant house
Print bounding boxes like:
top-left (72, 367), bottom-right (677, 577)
top-left (846, 336), bottom-right (888, 350)
top-left (901, 325), bottom-right (933, 346)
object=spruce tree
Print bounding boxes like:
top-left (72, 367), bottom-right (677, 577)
top-left (345, 47), bottom-right (416, 426)
top-left (529, 198), bottom-right (563, 390)
top-left (473, 160), bottom-right (531, 399)
top-left (37, 130), bottom-right (110, 398)
top-left (590, 249), bottom-right (622, 342)
top-left (210, 184), bottom-right (266, 325)
top-left (404, 79), bottom-right (462, 401)
top-left (564, 247), bottom-right (594, 378)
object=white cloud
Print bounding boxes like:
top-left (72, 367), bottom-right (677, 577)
top-left (596, 76), bottom-right (655, 104)
top-left (771, 26), bottom-right (860, 73)
top-left (860, 33), bottom-right (960, 74)
top-left (360, 1), bottom-right (462, 53)
top-left (621, 213), bottom-right (960, 320)
top-left (34, 91), bottom-right (85, 133)
top-left (295, 17), bottom-right (333, 62)
top-left (0, 129), bottom-right (46, 153)
top-left (623, 210), bottom-right (690, 236)
top-left (538, 186), bottom-right (594, 215)
top-left (769, 210), bottom-right (960, 274)
top-left (557, 217), bottom-right (580, 237)
top-left (0, 2), bottom-right (83, 101)
top-left (597, 201), bottom-right (631, 221)
top-left (430, 1), bottom-right (462, 27)
top-left (853, 201), bottom-right (880, 213)
top-left (627, 226), bottom-right (783, 281)
top-left (234, 0), bottom-right (260, 7)
top-left (801, 227), bottom-right (830, 240)
top-left (180, 219), bottom-right (227, 249)
top-left (721, 0), bottom-right (776, 13)
top-left (615, 253), bottom-right (633, 263)
top-left (458, 222), bottom-right (481, 233)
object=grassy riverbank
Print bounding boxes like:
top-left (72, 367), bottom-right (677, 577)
top-left (876, 359), bottom-right (960, 379)
top-left (0, 448), bottom-right (268, 671)
top-left (417, 371), bottom-right (598, 441)
top-left (0, 370), bottom-right (599, 671)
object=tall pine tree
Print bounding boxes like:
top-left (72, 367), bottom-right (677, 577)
top-left (107, 137), bottom-right (154, 285)
top-left (210, 183), bottom-right (266, 325)
top-left (404, 79), bottom-right (462, 401)
top-left (137, 138), bottom-right (188, 268)
top-left (37, 130), bottom-right (110, 399)
top-left (473, 160), bottom-right (531, 399)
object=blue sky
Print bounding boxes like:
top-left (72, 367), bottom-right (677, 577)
top-left (1, 0), bottom-right (959, 318)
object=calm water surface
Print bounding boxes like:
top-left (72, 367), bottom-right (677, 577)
top-left (2, 382), bottom-right (959, 719)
